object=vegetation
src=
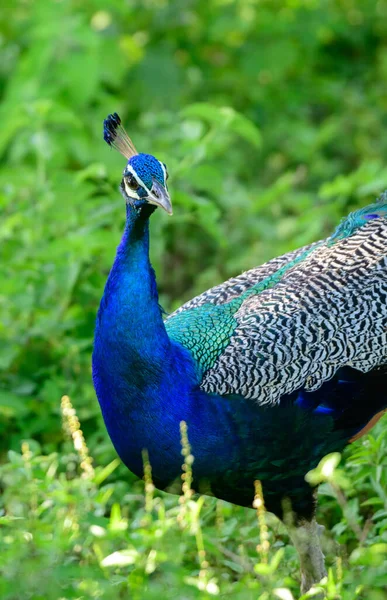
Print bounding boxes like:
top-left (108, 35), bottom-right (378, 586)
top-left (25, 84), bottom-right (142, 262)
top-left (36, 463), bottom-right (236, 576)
top-left (1, 0), bottom-right (387, 597)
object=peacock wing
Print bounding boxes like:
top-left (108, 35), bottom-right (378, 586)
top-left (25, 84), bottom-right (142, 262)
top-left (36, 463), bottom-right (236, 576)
top-left (166, 198), bottom-right (387, 404)
top-left (170, 241), bottom-right (321, 311)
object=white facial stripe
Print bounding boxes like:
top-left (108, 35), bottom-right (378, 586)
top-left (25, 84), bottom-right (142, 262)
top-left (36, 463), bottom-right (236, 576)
top-left (125, 164), bottom-right (151, 195)
top-left (159, 160), bottom-right (167, 184)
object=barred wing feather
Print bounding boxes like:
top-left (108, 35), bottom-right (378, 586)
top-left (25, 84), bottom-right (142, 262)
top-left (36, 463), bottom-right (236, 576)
top-left (166, 211), bottom-right (387, 406)
top-left (171, 241), bottom-right (321, 311)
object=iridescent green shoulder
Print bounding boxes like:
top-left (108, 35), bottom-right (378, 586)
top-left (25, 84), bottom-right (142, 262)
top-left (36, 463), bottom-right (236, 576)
top-left (166, 243), bottom-right (317, 374)
top-left (166, 191), bottom-right (387, 376)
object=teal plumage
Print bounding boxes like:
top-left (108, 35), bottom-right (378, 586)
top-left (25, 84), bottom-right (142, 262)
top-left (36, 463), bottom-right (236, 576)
top-left (329, 192), bottom-right (387, 243)
top-left (94, 113), bottom-right (387, 593)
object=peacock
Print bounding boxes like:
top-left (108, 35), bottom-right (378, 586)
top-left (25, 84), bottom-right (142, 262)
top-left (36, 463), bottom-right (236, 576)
top-left (93, 112), bottom-right (387, 593)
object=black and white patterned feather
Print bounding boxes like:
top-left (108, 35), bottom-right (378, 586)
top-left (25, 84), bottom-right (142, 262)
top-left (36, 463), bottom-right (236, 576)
top-left (166, 213), bottom-right (387, 405)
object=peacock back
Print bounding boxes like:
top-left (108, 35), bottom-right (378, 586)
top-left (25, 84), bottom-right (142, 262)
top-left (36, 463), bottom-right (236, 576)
top-left (166, 197), bottom-right (387, 404)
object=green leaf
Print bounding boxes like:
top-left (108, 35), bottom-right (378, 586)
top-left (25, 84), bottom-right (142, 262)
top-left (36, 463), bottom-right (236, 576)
top-left (0, 391), bottom-right (29, 418)
top-left (182, 103), bottom-right (261, 148)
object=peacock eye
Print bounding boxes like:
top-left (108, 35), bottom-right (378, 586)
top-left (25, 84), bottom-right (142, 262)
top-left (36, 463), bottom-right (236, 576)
top-left (125, 173), bottom-right (138, 190)
top-left (163, 163), bottom-right (169, 181)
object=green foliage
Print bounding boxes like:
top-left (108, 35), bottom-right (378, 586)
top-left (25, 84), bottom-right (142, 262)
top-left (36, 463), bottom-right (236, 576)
top-left (1, 0), bottom-right (387, 597)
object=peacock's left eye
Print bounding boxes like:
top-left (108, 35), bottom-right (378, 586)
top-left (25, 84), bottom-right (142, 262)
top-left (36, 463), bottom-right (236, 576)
top-left (163, 163), bottom-right (169, 181)
top-left (125, 174), bottom-right (138, 190)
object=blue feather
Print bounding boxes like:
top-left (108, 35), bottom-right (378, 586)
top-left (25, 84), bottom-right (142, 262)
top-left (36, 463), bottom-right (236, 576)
top-left (329, 191), bottom-right (387, 244)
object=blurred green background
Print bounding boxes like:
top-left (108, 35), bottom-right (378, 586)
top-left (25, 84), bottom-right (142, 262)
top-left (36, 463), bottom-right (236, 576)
top-left (1, 1), bottom-right (387, 598)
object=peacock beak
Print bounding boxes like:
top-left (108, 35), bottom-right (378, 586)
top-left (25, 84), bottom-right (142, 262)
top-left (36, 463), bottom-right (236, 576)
top-left (147, 178), bottom-right (173, 215)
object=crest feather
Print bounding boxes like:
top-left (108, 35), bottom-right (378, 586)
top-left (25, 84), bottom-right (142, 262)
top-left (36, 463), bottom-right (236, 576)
top-left (103, 113), bottom-right (138, 160)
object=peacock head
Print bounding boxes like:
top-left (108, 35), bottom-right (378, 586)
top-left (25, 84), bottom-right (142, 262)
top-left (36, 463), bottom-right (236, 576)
top-left (103, 113), bottom-right (172, 215)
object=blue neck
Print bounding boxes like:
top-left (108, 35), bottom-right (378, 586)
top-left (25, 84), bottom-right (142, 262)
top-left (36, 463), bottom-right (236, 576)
top-left (92, 204), bottom-right (191, 473)
top-left (93, 203), bottom-right (178, 416)
top-left (92, 202), bottom-right (239, 484)
top-left (97, 203), bottom-right (169, 358)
